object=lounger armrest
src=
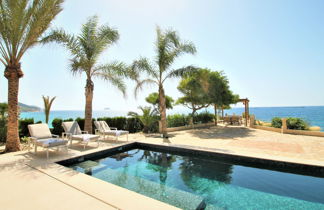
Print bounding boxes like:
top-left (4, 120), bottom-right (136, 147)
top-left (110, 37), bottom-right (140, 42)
top-left (52, 134), bottom-right (59, 138)
top-left (110, 127), bottom-right (117, 130)
top-left (81, 131), bottom-right (88, 134)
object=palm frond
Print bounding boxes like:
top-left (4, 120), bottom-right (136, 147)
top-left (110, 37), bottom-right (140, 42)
top-left (131, 57), bottom-right (158, 80)
top-left (134, 79), bottom-right (157, 98)
top-left (163, 65), bottom-right (198, 83)
top-left (92, 62), bottom-right (128, 96)
top-left (0, 0), bottom-right (63, 64)
top-left (41, 29), bottom-right (80, 56)
top-left (154, 26), bottom-right (196, 74)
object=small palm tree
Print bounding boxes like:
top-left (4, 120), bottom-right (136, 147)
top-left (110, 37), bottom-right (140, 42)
top-left (128, 106), bottom-right (158, 133)
top-left (42, 96), bottom-right (56, 124)
top-left (132, 27), bottom-right (196, 137)
top-left (0, 0), bottom-right (64, 152)
top-left (42, 16), bottom-right (134, 133)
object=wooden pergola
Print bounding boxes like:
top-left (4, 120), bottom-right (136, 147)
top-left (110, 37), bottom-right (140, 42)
top-left (238, 98), bottom-right (250, 126)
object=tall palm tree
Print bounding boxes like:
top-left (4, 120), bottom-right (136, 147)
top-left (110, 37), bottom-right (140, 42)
top-left (42, 95), bottom-right (56, 124)
top-left (42, 16), bottom-right (134, 133)
top-left (132, 27), bottom-right (196, 137)
top-left (0, 0), bottom-right (64, 152)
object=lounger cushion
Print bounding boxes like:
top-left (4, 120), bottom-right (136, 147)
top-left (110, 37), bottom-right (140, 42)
top-left (28, 124), bottom-right (52, 139)
top-left (71, 134), bottom-right (100, 142)
top-left (36, 139), bottom-right (68, 148)
top-left (102, 130), bottom-right (129, 136)
top-left (63, 121), bottom-right (82, 135)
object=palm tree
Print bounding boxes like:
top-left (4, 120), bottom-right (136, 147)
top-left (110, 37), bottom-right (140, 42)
top-left (42, 96), bottom-right (56, 124)
top-left (42, 16), bottom-right (134, 133)
top-left (128, 106), bottom-right (158, 133)
top-left (0, 0), bottom-right (64, 152)
top-left (132, 27), bottom-right (196, 137)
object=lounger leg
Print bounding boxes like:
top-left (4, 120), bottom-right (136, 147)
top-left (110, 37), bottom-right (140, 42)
top-left (34, 145), bottom-right (37, 153)
top-left (46, 148), bottom-right (49, 159)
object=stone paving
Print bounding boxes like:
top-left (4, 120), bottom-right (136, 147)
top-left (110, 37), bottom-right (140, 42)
top-left (0, 125), bottom-right (324, 209)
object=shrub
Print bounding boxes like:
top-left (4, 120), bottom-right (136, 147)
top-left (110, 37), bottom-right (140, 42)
top-left (271, 117), bottom-right (309, 130)
top-left (52, 118), bottom-right (63, 136)
top-left (75, 117), bottom-right (85, 130)
top-left (287, 118), bottom-right (309, 130)
top-left (271, 117), bottom-right (282, 128)
top-left (97, 117), bottom-right (144, 133)
top-left (194, 112), bottom-right (214, 124)
top-left (167, 114), bottom-right (189, 127)
top-left (0, 118), bottom-right (7, 142)
top-left (126, 117), bottom-right (144, 133)
top-left (19, 118), bottom-right (34, 137)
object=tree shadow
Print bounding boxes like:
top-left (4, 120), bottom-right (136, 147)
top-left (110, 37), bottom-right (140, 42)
top-left (185, 126), bottom-right (256, 140)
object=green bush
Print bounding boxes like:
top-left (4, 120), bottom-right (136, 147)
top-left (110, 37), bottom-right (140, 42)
top-left (52, 118), bottom-right (76, 136)
top-left (167, 114), bottom-right (189, 127)
top-left (287, 118), bottom-right (309, 130)
top-left (194, 112), bottom-right (214, 123)
top-left (271, 117), bottom-right (282, 128)
top-left (19, 118), bottom-right (34, 137)
top-left (0, 118), bottom-right (7, 142)
top-left (97, 117), bottom-right (144, 133)
top-left (52, 118), bottom-right (63, 136)
top-left (126, 117), bottom-right (145, 133)
top-left (271, 117), bottom-right (309, 130)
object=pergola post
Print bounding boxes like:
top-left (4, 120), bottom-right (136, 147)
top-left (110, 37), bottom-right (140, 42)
top-left (239, 98), bottom-right (250, 127)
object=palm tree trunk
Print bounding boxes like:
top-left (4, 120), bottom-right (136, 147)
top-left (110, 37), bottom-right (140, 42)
top-left (214, 104), bottom-right (218, 126)
top-left (4, 64), bottom-right (24, 152)
top-left (84, 78), bottom-right (94, 133)
top-left (159, 85), bottom-right (167, 137)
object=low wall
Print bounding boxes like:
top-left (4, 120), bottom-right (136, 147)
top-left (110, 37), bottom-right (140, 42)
top-left (167, 122), bottom-right (215, 132)
top-left (250, 115), bottom-right (324, 137)
top-left (285, 129), bottom-right (324, 137)
top-left (252, 125), bottom-right (282, 133)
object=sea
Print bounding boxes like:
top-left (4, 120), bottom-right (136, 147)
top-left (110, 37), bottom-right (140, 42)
top-left (20, 106), bottom-right (324, 130)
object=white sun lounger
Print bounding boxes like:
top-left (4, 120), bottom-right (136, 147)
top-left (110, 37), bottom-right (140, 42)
top-left (28, 123), bottom-right (68, 159)
top-left (94, 121), bottom-right (129, 141)
top-left (62, 121), bottom-right (100, 149)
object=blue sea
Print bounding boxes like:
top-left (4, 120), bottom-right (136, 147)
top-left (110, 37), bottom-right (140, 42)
top-left (20, 106), bottom-right (324, 130)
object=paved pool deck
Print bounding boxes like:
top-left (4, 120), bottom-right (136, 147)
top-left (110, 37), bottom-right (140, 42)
top-left (1, 125), bottom-right (324, 209)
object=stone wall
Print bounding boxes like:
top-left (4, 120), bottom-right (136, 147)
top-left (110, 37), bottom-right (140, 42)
top-left (250, 115), bottom-right (324, 137)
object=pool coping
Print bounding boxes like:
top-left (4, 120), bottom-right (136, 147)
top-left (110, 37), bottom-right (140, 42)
top-left (58, 141), bottom-right (324, 178)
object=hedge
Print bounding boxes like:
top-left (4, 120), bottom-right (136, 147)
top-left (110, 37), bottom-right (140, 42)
top-left (193, 112), bottom-right (214, 124)
top-left (3, 112), bottom-right (215, 141)
top-left (167, 112), bottom-right (215, 128)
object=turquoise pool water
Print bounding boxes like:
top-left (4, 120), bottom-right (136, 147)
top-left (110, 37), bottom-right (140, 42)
top-left (67, 148), bottom-right (324, 209)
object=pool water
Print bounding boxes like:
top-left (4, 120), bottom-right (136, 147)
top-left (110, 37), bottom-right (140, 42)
top-left (67, 148), bottom-right (324, 210)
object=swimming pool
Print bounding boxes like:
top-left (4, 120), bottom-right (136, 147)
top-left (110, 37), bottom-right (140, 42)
top-left (59, 143), bottom-right (324, 209)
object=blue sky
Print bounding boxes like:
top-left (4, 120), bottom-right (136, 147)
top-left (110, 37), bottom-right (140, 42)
top-left (1, 0), bottom-right (324, 112)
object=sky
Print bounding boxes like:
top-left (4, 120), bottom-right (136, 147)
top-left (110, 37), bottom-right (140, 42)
top-left (1, 0), bottom-right (324, 112)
